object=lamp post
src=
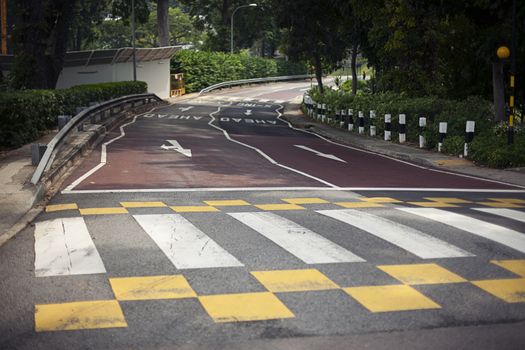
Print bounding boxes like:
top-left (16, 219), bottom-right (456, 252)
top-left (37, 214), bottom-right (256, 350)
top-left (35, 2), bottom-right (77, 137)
top-left (231, 3), bottom-right (257, 54)
top-left (131, 0), bottom-right (137, 81)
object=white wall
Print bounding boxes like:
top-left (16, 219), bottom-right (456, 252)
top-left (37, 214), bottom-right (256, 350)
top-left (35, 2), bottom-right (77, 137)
top-left (56, 59), bottom-right (171, 99)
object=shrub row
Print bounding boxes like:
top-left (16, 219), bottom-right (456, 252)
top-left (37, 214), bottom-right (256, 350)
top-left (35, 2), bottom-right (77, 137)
top-left (305, 87), bottom-right (525, 168)
top-left (171, 50), bottom-right (307, 93)
top-left (0, 81), bottom-right (147, 149)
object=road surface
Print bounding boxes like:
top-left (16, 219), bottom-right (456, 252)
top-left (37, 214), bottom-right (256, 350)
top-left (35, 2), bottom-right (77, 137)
top-left (1, 80), bottom-right (525, 350)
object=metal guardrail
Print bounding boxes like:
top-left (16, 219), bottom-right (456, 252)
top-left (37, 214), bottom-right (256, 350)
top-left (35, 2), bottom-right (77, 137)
top-left (199, 74), bottom-right (312, 94)
top-left (30, 93), bottom-right (162, 185)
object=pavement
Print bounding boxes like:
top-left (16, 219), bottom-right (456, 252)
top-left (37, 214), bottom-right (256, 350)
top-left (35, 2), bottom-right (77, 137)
top-left (1, 80), bottom-right (525, 350)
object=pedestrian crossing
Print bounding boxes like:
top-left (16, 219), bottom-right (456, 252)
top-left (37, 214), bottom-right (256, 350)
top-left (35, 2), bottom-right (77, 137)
top-left (198, 95), bottom-right (286, 104)
top-left (34, 206), bottom-right (525, 277)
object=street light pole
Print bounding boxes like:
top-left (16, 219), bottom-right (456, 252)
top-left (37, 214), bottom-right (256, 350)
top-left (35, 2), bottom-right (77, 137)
top-left (131, 0), bottom-right (137, 81)
top-left (230, 3), bottom-right (257, 54)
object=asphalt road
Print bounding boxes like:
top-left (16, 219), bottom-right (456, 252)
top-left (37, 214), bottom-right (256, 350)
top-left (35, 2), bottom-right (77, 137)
top-left (1, 81), bottom-right (525, 350)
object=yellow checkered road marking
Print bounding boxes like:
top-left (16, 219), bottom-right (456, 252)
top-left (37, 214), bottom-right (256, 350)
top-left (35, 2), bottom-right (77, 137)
top-left (378, 264), bottom-right (468, 285)
top-left (45, 203), bottom-right (78, 212)
top-left (251, 269), bottom-right (339, 292)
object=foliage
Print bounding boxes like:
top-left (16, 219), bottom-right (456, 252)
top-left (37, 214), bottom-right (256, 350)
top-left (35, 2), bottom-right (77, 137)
top-left (307, 87), bottom-right (494, 152)
top-left (0, 81), bottom-right (147, 149)
top-left (171, 50), bottom-right (307, 92)
top-left (340, 79), bottom-right (368, 93)
top-left (469, 128), bottom-right (525, 168)
top-left (442, 136), bottom-right (465, 157)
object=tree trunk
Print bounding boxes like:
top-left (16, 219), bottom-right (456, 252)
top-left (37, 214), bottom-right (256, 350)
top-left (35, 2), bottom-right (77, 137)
top-left (351, 44), bottom-right (358, 96)
top-left (492, 61), bottom-right (506, 122)
top-left (314, 53), bottom-right (323, 94)
top-left (157, 0), bottom-right (169, 46)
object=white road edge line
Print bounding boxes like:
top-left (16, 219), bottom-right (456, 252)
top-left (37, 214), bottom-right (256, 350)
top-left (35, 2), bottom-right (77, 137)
top-left (61, 187), bottom-right (525, 194)
top-left (275, 104), bottom-right (525, 190)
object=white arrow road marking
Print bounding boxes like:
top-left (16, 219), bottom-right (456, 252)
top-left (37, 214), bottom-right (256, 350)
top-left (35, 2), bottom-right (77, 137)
top-left (160, 139), bottom-right (192, 157)
top-left (294, 145), bottom-right (347, 163)
top-left (244, 109), bottom-right (252, 116)
top-left (178, 106), bottom-right (194, 112)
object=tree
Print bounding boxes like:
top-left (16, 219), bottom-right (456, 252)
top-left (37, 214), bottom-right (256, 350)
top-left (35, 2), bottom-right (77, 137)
top-left (157, 0), bottom-right (169, 46)
top-left (11, 0), bottom-right (79, 89)
top-left (272, 0), bottom-right (347, 93)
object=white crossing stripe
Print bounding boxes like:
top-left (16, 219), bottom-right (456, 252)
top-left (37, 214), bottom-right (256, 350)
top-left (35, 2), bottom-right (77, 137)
top-left (133, 214), bottom-right (243, 269)
top-left (243, 98), bottom-right (254, 102)
top-left (34, 217), bottom-right (106, 277)
top-left (228, 212), bottom-right (364, 264)
top-left (473, 208), bottom-right (525, 224)
top-left (274, 100), bottom-right (284, 104)
top-left (317, 209), bottom-right (472, 259)
top-left (258, 99), bottom-right (270, 103)
top-left (399, 208), bottom-right (525, 254)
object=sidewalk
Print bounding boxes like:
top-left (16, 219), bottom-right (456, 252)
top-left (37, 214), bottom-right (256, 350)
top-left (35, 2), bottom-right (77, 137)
top-left (283, 101), bottom-right (525, 188)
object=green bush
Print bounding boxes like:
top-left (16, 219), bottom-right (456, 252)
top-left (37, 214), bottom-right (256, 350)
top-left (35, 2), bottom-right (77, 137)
top-left (0, 81), bottom-right (147, 149)
top-left (171, 50), bottom-right (307, 93)
top-left (442, 136), bottom-right (464, 156)
top-left (307, 87), bottom-right (493, 150)
top-left (469, 128), bottom-right (525, 168)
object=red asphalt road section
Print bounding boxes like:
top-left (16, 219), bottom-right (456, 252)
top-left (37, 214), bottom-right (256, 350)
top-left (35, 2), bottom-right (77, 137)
top-left (216, 107), bottom-right (517, 190)
top-left (64, 100), bottom-right (518, 191)
top-left (64, 107), bottom-right (320, 190)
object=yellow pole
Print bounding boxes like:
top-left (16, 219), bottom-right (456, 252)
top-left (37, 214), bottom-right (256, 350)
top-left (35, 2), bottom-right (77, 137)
top-left (0, 0), bottom-right (7, 55)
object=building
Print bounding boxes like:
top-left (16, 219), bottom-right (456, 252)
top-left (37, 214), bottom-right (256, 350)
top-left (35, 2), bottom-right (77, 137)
top-left (56, 47), bottom-right (181, 99)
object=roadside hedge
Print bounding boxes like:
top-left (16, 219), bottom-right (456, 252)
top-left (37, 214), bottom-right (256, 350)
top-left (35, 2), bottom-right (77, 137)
top-left (171, 50), bottom-right (307, 93)
top-left (0, 81), bottom-right (147, 149)
top-left (305, 87), bottom-right (525, 168)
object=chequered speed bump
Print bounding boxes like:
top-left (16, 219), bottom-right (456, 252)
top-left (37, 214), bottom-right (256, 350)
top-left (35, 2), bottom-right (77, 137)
top-left (120, 201), bottom-right (167, 208)
top-left (198, 292), bottom-right (294, 322)
top-left (471, 278), bottom-right (525, 303)
top-left (255, 204), bottom-right (305, 211)
top-left (203, 200), bottom-right (251, 206)
top-left (378, 264), bottom-right (467, 285)
top-left (79, 207), bottom-right (129, 215)
top-left (251, 269), bottom-right (340, 292)
top-left (282, 198), bottom-right (330, 205)
top-left (477, 198), bottom-right (525, 208)
top-left (170, 206), bottom-right (220, 213)
top-left (109, 275), bottom-right (197, 301)
top-left (343, 285), bottom-right (441, 312)
top-left (492, 260), bottom-right (525, 277)
top-left (35, 300), bottom-right (127, 332)
top-left (357, 197), bottom-right (403, 203)
top-left (45, 203), bottom-right (78, 212)
top-left (407, 197), bottom-right (471, 208)
top-left (334, 202), bottom-right (384, 208)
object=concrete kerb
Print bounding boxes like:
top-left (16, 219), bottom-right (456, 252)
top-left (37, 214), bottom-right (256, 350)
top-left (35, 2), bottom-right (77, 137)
top-left (0, 99), bottom-right (168, 248)
top-left (282, 102), bottom-right (525, 188)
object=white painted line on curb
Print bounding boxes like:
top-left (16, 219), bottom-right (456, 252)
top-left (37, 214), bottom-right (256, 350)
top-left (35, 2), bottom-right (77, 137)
top-left (399, 208), bottom-right (525, 254)
top-left (34, 217), bottom-right (106, 277)
top-left (317, 209), bottom-right (473, 259)
top-left (229, 212), bottom-right (364, 264)
top-left (473, 208), bottom-right (525, 224)
top-left (133, 214), bottom-right (243, 269)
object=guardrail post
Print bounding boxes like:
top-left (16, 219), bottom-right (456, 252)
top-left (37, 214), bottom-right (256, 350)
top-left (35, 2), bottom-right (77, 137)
top-left (384, 114), bottom-right (391, 141)
top-left (369, 110), bottom-right (376, 136)
top-left (316, 103), bottom-right (321, 120)
top-left (57, 115), bottom-right (72, 131)
top-left (464, 121), bottom-right (475, 157)
top-left (419, 117), bottom-right (426, 148)
top-left (438, 122), bottom-right (447, 152)
top-left (327, 105), bottom-right (333, 124)
top-left (340, 109), bottom-right (346, 128)
top-left (348, 109), bottom-right (354, 131)
top-left (321, 104), bottom-right (326, 123)
top-left (399, 114), bottom-right (406, 143)
top-left (75, 107), bottom-right (87, 115)
top-left (358, 111), bottom-right (364, 134)
top-left (31, 144), bottom-right (47, 166)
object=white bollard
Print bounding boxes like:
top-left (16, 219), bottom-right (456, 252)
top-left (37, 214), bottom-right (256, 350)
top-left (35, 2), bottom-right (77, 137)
top-left (419, 117), bottom-right (426, 148)
top-left (369, 110), bottom-right (376, 136)
top-left (399, 114), bottom-right (406, 143)
top-left (384, 114), bottom-right (391, 141)
top-left (464, 121), bottom-right (475, 157)
top-left (348, 109), bottom-right (354, 131)
top-left (358, 111), bottom-right (364, 134)
top-left (438, 122), bottom-right (447, 152)
top-left (340, 109), bottom-right (346, 128)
